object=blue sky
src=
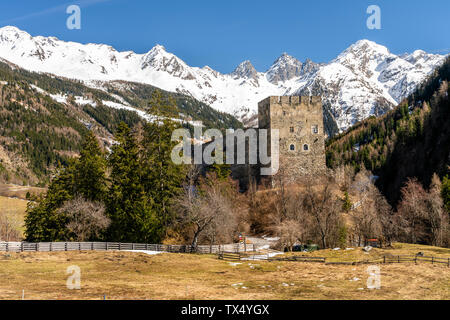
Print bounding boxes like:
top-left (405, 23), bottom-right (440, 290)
top-left (0, 0), bottom-right (449, 73)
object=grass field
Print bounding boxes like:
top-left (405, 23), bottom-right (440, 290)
top-left (0, 183), bottom-right (46, 200)
top-left (0, 184), bottom-right (46, 240)
top-left (0, 243), bottom-right (448, 300)
top-left (0, 196), bottom-right (28, 239)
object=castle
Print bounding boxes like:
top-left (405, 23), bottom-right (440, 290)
top-left (230, 96), bottom-right (327, 189)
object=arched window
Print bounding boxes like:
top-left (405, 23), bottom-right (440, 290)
top-left (290, 144), bottom-right (295, 151)
top-left (303, 144), bottom-right (309, 151)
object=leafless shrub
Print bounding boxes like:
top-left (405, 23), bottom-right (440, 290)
top-left (58, 196), bottom-right (110, 241)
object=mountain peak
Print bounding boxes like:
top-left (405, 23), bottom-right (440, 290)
top-left (266, 52), bottom-right (303, 84)
top-left (343, 39), bottom-right (390, 57)
top-left (150, 44), bottom-right (167, 52)
top-left (0, 25), bottom-right (32, 41)
top-left (231, 60), bottom-right (258, 79)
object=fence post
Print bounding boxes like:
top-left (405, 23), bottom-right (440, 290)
top-left (146, 243), bottom-right (148, 250)
top-left (448, 258), bottom-right (449, 267)
top-left (132, 243), bottom-right (135, 250)
top-left (415, 256), bottom-right (417, 264)
top-left (91, 242), bottom-right (93, 251)
top-left (20, 242), bottom-right (24, 252)
top-left (36, 243), bottom-right (39, 252)
top-left (432, 256), bottom-right (434, 264)
top-left (50, 242), bottom-right (53, 252)
top-left (119, 243), bottom-right (121, 250)
top-left (383, 256), bottom-right (385, 264)
top-left (398, 256), bottom-right (400, 263)
top-left (65, 243), bottom-right (67, 251)
top-left (78, 243), bottom-right (81, 251)
top-left (6, 242), bottom-right (8, 252)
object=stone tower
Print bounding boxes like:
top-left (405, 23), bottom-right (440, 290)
top-left (258, 96), bottom-right (326, 179)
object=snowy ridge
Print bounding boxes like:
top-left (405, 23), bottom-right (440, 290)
top-left (0, 26), bottom-right (446, 132)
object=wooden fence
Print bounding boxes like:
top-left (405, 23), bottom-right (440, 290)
top-left (0, 241), bottom-right (259, 254)
top-left (383, 255), bottom-right (450, 266)
top-left (218, 252), bottom-right (241, 261)
top-left (221, 253), bottom-right (450, 267)
top-left (268, 255), bottom-right (326, 263)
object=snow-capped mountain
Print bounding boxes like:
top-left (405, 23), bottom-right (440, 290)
top-left (0, 26), bottom-right (446, 133)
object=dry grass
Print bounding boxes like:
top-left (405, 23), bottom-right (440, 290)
top-left (0, 183), bottom-right (46, 200)
top-left (285, 242), bottom-right (450, 262)
top-left (0, 196), bottom-right (28, 238)
top-left (0, 243), bottom-right (448, 300)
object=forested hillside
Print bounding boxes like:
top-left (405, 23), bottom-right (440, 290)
top-left (0, 59), bottom-right (242, 186)
top-left (326, 56), bottom-right (450, 206)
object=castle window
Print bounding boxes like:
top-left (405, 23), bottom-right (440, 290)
top-left (289, 144), bottom-right (295, 151)
top-left (303, 144), bottom-right (309, 151)
top-left (312, 125), bottom-right (319, 134)
top-left (290, 127), bottom-right (294, 133)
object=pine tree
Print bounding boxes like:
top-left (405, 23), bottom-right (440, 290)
top-left (74, 130), bottom-right (107, 202)
top-left (442, 175), bottom-right (450, 212)
top-left (24, 161), bottom-right (76, 241)
top-left (142, 90), bottom-right (186, 234)
top-left (107, 122), bottom-right (159, 242)
top-left (342, 191), bottom-right (352, 212)
top-left (24, 131), bottom-right (107, 241)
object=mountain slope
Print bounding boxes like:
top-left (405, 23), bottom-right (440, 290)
top-left (0, 57), bottom-right (242, 185)
top-left (326, 56), bottom-right (450, 206)
top-left (0, 26), bottom-right (445, 134)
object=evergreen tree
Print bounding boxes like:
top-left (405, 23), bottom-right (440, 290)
top-left (74, 130), bottom-right (107, 202)
top-left (342, 191), bottom-right (352, 212)
top-left (24, 161), bottom-right (76, 241)
top-left (107, 122), bottom-right (159, 242)
top-left (442, 175), bottom-right (450, 212)
top-left (24, 131), bottom-right (107, 241)
top-left (142, 90), bottom-right (186, 234)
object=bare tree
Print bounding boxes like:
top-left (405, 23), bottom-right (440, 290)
top-left (0, 209), bottom-right (22, 241)
top-left (348, 169), bottom-right (383, 246)
top-left (275, 220), bottom-right (304, 252)
top-left (58, 196), bottom-right (110, 241)
top-left (426, 174), bottom-right (446, 246)
top-left (374, 189), bottom-right (396, 247)
top-left (302, 178), bottom-right (342, 249)
top-left (334, 165), bottom-right (356, 191)
top-left (397, 178), bottom-right (430, 244)
top-left (174, 172), bottom-right (238, 249)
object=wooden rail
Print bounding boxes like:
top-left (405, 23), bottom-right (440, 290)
top-left (0, 241), bottom-right (259, 254)
top-left (383, 255), bottom-right (450, 266)
top-left (218, 253), bottom-right (450, 267)
top-left (268, 256), bottom-right (326, 263)
top-left (218, 252), bottom-right (241, 261)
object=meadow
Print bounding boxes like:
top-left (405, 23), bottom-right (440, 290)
top-left (0, 243), bottom-right (448, 300)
